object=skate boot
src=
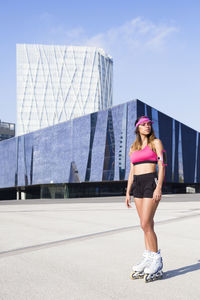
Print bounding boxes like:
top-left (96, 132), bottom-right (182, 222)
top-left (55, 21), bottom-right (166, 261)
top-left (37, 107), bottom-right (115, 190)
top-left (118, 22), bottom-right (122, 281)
top-left (144, 249), bottom-right (163, 283)
top-left (130, 250), bottom-right (152, 280)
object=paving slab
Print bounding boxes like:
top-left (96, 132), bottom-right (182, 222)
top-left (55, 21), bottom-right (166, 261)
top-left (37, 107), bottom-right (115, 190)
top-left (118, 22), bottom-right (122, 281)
top-left (0, 194), bottom-right (199, 300)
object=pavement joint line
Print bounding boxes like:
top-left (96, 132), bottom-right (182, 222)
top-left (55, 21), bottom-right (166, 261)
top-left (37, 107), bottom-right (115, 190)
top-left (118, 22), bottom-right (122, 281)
top-left (0, 212), bottom-right (200, 258)
top-left (1, 208), bottom-right (200, 214)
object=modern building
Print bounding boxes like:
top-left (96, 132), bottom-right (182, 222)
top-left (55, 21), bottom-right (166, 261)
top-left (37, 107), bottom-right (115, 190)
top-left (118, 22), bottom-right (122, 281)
top-left (16, 44), bottom-right (113, 136)
top-left (0, 121), bottom-right (15, 141)
top-left (0, 99), bottom-right (199, 200)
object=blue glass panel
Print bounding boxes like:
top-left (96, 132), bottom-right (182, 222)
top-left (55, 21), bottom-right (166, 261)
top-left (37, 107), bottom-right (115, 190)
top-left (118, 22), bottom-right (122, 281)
top-left (178, 123), bottom-right (184, 182)
top-left (119, 103), bottom-right (128, 180)
top-left (181, 124), bottom-right (196, 183)
top-left (90, 110), bottom-right (107, 181)
top-left (102, 109), bottom-right (115, 180)
top-left (112, 103), bottom-right (124, 180)
top-left (172, 119), bottom-right (175, 182)
top-left (137, 99), bottom-right (145, 117)
top-left (144, 103), bottom-right (147, 116)
top-left (146, 104), bottom-right (152, 120)
top-left (151, 108), bottom-right (159, 139)
top-left (125, 100), bottom-right (137, 179)
top-left (85, 112), bottom-right (98, 181)
top-left (197, 132), bottom-right (200, 182)
top-left (174, 121), bottom-right (179, 182)
top-left (194, 132), bottom-right (199, 183)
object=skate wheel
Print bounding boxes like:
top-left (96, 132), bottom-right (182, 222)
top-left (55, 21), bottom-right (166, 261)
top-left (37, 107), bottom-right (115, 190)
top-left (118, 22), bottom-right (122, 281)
top-left (130, 272), bottom-right (138, 280)
top-left (130, 272), bottom-right (144, 280)
top-left (144, 274), bottom-right (154, 282)
top-left (144, 274), bottom-right (149, 283)
top-left (144, 272), bottom-right (163, 282)
top-left (156, 271), bottom-right (163, 279)
top-left (130, 273), bottom-right (136, 280)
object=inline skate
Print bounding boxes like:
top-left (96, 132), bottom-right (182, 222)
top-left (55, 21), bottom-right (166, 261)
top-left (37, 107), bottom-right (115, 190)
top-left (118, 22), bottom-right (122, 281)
top-left (130, 250), bottom-right (152, 280)
top-left (144, 250), bottom-right (163, 282)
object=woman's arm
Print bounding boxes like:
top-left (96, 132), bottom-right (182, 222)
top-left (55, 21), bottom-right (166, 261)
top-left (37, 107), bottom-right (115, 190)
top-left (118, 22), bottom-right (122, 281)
top-left (125, 163), bottom-right (134, 208)
top-left (153, 139), bottom-right (165, 202)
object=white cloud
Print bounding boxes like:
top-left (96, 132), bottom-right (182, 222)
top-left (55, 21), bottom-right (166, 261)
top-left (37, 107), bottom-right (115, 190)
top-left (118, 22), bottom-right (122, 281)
top-left (46, 17), bottom-right (178, 54)
top-left (146, 26), bottom-right (178, 49)
top-left (51, 26), bottom-right (85, 41)
top-left (48, 14), bottom-right (178, 55)
top-left (85, 17), bottom-right (178, 53)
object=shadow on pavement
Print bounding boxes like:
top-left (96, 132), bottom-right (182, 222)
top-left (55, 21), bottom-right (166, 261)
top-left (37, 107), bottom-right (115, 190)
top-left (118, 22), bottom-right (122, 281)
top-left (163, 260), bottom-right (200, 280)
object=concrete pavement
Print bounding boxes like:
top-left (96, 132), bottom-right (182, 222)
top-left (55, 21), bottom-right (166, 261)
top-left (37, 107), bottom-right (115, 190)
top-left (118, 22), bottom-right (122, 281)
top-left (0, 194), bottom-right (200, 299)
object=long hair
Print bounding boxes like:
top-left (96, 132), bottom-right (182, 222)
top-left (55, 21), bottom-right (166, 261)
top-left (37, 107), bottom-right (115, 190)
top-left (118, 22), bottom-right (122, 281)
top-left (129, 115), bottom-right (157, 155)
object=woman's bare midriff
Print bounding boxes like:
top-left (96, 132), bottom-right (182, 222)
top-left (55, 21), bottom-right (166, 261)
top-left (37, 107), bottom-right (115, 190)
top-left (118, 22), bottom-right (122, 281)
top-left (133, 163), bottom-right (157, 175)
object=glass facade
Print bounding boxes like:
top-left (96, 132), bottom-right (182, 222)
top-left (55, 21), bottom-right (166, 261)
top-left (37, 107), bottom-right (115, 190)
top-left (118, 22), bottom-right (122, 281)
top-left (197, 132), bottom-right (200, 183)
top-left (172, 119), bottom-right (175, 181)
top-left (0, 99), bottom-right (199, 197)
top-left (194, 132), bottom-right (199, 183)
top-left (0, 121), bottom-right (15, 141)
top-left (102, 109), bottom-right (115, 181)
top-left (178, 123), bottom-right (184, 182)
top-left (85, 112), bottom-right (98, 181)
top-left (119, 103), bottom-right (127, 180)
top-left (137, 99), bottom-right (198, 184)
top-left (151, 108), bottom-right (159, 139)
top-left (17, 44), bottom-right (113, 136)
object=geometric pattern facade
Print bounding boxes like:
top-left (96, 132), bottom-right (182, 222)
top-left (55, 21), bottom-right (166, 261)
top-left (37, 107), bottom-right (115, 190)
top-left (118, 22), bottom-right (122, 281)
top-left (0, 99), bottom-right (199, 188)
top-left (16, 44), bottom-right (113, 136)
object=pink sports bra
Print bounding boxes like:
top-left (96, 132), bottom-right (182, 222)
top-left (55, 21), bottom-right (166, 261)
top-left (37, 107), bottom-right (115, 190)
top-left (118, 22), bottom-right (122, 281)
top-left (130, 144), bottom-right (158, 165)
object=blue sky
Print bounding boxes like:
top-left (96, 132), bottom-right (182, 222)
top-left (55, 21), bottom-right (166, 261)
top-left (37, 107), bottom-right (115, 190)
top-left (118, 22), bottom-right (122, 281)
top-left (0, 0), bottom-right (200, 131)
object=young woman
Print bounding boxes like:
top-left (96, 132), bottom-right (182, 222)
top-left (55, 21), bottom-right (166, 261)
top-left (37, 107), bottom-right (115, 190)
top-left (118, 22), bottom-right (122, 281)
top-left (125, 115), bottom-right (166, 282)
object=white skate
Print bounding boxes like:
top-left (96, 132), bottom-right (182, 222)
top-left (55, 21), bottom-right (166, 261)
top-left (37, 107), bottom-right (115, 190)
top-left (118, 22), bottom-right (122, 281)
top-left (144, 250), bottom-right (163, 282)
top-left (130, 250), bottom-right (152, 280)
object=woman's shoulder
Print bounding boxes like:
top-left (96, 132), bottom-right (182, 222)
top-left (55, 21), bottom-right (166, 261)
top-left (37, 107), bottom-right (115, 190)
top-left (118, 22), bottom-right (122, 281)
top-left (129, 141), bottom-right (136, 155)
top-left (152, 138), bottom-right (163, 146)
top-left (129, 149), bottom-right (135, 155)
top-left (151, 139), bottom-right (164, 152)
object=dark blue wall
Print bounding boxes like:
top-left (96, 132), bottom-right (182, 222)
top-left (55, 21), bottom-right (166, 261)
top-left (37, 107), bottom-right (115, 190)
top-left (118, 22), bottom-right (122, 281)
top-left (0, 99), bottom-right (199, 188)
top-left (136, 99), bottom-right (199, 184)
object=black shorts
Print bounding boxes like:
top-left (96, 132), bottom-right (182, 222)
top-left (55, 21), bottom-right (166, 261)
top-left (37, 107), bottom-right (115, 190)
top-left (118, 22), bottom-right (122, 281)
top-left (132, 172), bottom-right (158, 198)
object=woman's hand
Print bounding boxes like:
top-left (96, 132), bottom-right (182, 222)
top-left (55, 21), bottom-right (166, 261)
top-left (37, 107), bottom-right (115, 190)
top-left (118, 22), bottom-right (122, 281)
top-left (125, 194), bottom-right (132, 208)
top-left (153, 186), bottom-right (162, 202)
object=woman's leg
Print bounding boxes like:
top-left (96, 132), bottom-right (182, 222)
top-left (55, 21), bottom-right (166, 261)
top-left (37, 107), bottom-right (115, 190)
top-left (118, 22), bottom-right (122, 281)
top-left (140, 198), bottom-right (159, 252)
top-left (134, 197), bottom-right (159, 252)
top-left (133, 197), bottom-right (148, 249)
top-left (133, 197), bottom-right (143, 219)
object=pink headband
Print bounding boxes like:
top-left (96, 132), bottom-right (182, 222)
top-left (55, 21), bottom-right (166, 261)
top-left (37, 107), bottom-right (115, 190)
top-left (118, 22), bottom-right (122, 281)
top-left (136, 117), bottom-right (154, 127)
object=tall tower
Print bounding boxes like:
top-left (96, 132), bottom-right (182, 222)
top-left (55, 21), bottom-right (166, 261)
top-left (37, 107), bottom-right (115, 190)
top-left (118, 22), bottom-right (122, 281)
top-left (16, 44), bottom-right (113, 135)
